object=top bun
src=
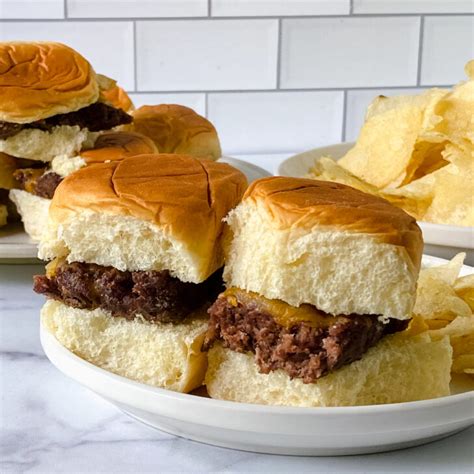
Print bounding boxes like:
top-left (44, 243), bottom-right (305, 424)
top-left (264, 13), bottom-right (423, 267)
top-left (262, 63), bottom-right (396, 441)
top-left (100, 82), bottom-right (134, 113)
top-left (0, 42), bottom-right (99, 124)
top-left (127, 104), bottom-right (222, 160)
top-left (81, 131), bottom-right (158, 163)
top-left (40, 154), bottom-right (247, 283)
top-left (224, 177), bottom-right (423, 320)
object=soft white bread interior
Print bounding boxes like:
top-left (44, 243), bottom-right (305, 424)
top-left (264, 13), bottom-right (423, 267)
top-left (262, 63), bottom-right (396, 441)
top-left (0, 42), bottom-right (99, 123)
top-left (205, 335), bottom-right (452, 407)
top-left (224, 177), bottom-right (423, 320)
top-left (41, 300), bottom-right (208, 393)
top-left (0, 204), bottom-right (7, 227)
top-left (0, 126), bottom-right (93, 162)
top-left (39, 154), bottom-right (247, 283)
top-left (9, 189), bottom-right (50, 241)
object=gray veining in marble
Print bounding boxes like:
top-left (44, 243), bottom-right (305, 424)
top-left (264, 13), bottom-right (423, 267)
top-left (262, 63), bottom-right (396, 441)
top-left (1, 265), bottom-right (473, 473)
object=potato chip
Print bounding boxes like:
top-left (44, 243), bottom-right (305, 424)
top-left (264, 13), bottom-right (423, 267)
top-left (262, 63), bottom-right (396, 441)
top-left (414, 254), bottom-right (471, 320)
top-left (422, 164), bottom-right (474, 226)
top-left (339, 89), bottom-right (446, 188)
top-left (434, 73), bottom-right (474, 145)
top-left (306, 62), bottom-right (473, 226)
top-left (306, 157), bottom-right (380, 195)
top-left (454, 274), bottom-right (474, 312)
top-left (422, 253), bottom-right (465, 285)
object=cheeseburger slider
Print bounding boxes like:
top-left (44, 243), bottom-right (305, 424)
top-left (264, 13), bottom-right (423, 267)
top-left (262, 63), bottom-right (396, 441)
top-left (35, 154), bottom-right (247, 392)
top-left (125, 104), bottom-right (221, 160)
top-left (10, 131), bottom-right (156, 241)
top-left (204, 177), bottom-right (452, 406)
top-left (0, 41), bottom-right (133, 238)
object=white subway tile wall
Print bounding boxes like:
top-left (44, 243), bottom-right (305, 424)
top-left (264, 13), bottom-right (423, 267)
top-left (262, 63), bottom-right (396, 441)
top-left (0, 1), bottom-right (472, 154)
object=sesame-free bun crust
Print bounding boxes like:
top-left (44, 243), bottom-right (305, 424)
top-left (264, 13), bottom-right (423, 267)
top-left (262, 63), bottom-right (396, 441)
top-left (40, 154), bottom-right (247, 282)
top-left (0, 42), bottom-right (99, 123)
top-left (127, 104), bottom-right (222, 160)
top-left (205, 335), bottom-right (452, 407)
top-left (81, 131), bottom-right (158, 163)
top-left (224, 177), bottom-right (423, 320)
top-left (42, 300), bottom-right (208, 393)
top-left (100, 84), bottom-right (134, 113)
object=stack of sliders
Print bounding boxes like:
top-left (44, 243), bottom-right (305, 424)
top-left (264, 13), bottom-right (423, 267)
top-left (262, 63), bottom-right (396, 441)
top-left (0, 41), bottom-right (134, 239)
top-left (123, 104), bottom-right (222, 161)
top-left (203, 177), bottom-right (453, 406)
top-left (34, 153), bottom-right (247, 392)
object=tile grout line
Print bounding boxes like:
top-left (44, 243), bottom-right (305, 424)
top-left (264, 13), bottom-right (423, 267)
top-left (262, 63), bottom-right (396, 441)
top-left (133, 20), bottom-right (138, 92)
top-left (350, 0), bottom-right (354, 15)
top-left (63, 0), bottom-right (68, 18)
top-left (276, 18), bottom-right (282, 89)
top-left (208, 0), bottom-right (212, 17)
top-left (0, 13), bottom-right (472, 22)
top-left (341, 90), bottom-right (348, 142)
top-left (204, 93), bottom-right (209, 118)
top-left (129, 84), bottom-right (446, 95)
top-left (417, 15), bottom-right (425, 86)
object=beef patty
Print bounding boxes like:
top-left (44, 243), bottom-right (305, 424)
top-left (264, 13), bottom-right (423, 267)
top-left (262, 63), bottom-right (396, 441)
top-left (14, 168), bottom-right (62, 199)
top-left (203, 293), bottom-right (408, 383)
top-left (34, 262), bottom-right (224, 324)
top-left (0, 102), bottom-right (132, 140)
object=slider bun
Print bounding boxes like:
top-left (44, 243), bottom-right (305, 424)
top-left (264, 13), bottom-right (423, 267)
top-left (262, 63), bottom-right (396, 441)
top-left (41, 300), bottom-right (208, 393)
top-left (50, 131), bottom-right (159, 177)
top-left (127, 104), bottom-right (222, 160)
top-left (205, 335), bottom-right (452, 407)
top-left (9, 189), bottom-right (50, 241)
top-left (0, 153), bottom-right (18, 190)
top-left (39, 154), bottom-right (247, 283)
top-left (224, 177), bottom-right (423, 320)
top-left (100, 82), bottom-right (134, 113)
top-left (81, 131), bottom-right (158, 163)
top-left (0, 42), bottom-right (99, 124)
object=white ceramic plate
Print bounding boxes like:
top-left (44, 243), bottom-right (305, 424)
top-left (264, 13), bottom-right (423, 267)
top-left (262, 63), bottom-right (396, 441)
top-left (278, 143), bottom-right (474, 265)
top-left (0, 157), bottom-right (271, 262)
top-left (40, 255), bottom-right (474, 456)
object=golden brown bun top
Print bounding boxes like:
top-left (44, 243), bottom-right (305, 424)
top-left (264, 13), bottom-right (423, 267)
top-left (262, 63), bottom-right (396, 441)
top-left (245, 177), bottom-right (423, 269)
top-left (100, 84), bottom-right (134, 113)
top-left (80, 132), bottom-right (158, 164)
top-left (0, 42), bottom-right (99, 124)
top-left (128, 104), bottom-right (222, 160)
top-left (50, 153), bottom-right (248, 266)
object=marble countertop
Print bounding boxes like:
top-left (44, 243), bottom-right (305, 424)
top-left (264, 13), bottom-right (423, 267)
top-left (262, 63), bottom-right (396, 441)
top-left (1, 155), bottom-right (473, 473)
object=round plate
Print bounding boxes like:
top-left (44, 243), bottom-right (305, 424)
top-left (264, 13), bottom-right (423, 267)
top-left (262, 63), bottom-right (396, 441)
top-left (278, 143), bottom-right (474, 265)
top-left (40, 255), bottom-right (474, 456)
top-left (0, 157), bottom-right (271, 262)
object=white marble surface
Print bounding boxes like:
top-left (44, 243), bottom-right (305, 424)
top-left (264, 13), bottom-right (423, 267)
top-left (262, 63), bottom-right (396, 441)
top-left (1, 155), bottom-right (473, 473)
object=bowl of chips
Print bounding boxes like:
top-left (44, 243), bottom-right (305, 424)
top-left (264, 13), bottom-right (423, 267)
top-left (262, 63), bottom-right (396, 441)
top-left (278, 61), bottom-right (474, 264)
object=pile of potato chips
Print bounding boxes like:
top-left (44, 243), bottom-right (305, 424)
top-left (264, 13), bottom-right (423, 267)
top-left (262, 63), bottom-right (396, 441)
top-left (307, 61), bottom-right (474, 226)
top-left (411, 254), bottom-right (474, 375)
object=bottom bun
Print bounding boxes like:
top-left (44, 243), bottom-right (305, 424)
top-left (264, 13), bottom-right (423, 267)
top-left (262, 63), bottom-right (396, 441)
top-left (0, 204), bottom-right (7, 226)
top-left (41, 300), bottom-right (209, 393)
top-left (9, 189), bottom-right (50, 241)
top-left (205, 335), bottom-right (452, 407)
